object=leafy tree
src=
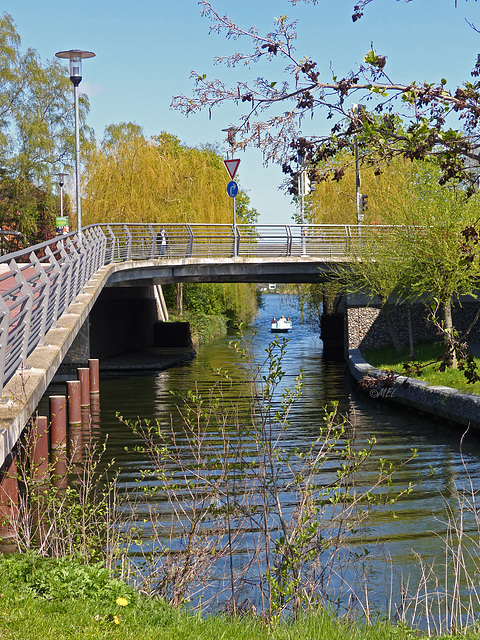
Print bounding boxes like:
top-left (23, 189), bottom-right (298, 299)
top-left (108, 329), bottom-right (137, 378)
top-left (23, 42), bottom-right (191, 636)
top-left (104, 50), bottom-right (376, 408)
top-left (172, 1), bottom-right (480, 195)
top-left (0, 13), bottom-right (93, 184)
top-left (0, 177), bottom-right (57, 249)
top-left (0, 12), bottom-right (92, 240)
top-left (330, 160), bottom-right (480, 365)
top-left (163, 281), bottom-right (257, 327)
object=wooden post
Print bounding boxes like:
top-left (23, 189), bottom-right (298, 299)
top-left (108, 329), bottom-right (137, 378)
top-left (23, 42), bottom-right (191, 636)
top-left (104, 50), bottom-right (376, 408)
top-left (32, 416), bottom-right (49, 483)
top-left (31, 416), bottom-right (49, 546)
top-left (0, 452), bottom-right (19, 551)
top-left (88, 359), bottom-right (100, 395)
top-left (67, 380), bottom-right (82, 426)
top-left (78, 368), bottom-right (90, 407)
top-left (50, 396), bottom-right (67, 491)
top-left (67, 380), bottom-right (82, 463)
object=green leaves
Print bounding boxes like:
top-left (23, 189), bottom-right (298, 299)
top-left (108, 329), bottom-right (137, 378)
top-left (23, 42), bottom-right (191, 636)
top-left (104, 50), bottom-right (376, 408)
top-left (363, 49), bottom-right (387, 69)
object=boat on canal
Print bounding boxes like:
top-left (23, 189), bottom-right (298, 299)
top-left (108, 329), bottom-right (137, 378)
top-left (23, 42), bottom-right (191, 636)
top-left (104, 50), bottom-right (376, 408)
top-left (271, 315), bottom-right (292, 333)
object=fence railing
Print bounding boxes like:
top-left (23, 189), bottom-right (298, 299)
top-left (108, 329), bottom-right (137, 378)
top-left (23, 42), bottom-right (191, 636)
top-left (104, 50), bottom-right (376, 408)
top-left (0, 222), bottom-right (390, 391)
top-left (99, 223), bottom-right (369, 261)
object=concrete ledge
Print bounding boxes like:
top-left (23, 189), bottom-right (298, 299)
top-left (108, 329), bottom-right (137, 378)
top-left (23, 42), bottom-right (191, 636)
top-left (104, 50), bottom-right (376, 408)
top-left (348, 348), bottom-right (480, 430)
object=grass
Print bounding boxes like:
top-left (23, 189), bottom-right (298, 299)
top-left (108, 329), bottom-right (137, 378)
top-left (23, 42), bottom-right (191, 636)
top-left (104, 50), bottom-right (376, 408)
top-left (0, 553), bottom-right (463, 640)
top-left (363, 341), bottom-right (480, 395)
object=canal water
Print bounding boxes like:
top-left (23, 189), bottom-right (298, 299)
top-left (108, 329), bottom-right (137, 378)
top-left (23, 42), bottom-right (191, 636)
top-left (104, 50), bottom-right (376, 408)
top-left (41, 294), bottom-right (480, 621)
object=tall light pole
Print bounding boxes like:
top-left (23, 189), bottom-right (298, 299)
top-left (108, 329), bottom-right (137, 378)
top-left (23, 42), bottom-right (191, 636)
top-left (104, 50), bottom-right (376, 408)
top-left (352, 103), bottom-right (363, 227)
top-left (55, 49), bottom-right (95, 242)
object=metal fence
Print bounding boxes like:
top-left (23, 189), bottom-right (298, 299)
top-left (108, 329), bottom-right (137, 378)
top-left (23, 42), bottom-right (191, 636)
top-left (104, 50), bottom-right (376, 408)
top-left (0, 222), bottom-right (388, 391)
top-left (99, 223), bottom-right (370, 261)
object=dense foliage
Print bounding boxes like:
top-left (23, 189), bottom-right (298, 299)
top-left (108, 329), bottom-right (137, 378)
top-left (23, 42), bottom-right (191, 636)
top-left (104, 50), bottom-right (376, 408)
top-left (163, 281), bottom-right (258, 330)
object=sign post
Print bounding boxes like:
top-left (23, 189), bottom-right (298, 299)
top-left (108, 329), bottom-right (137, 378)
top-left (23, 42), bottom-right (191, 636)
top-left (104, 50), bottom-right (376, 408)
top-left (224, 159), bottom-right (241, 257)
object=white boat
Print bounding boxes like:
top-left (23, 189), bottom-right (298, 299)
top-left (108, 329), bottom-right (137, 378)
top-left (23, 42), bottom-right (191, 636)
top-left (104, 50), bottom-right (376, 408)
top-left (271, 316), bottom-right (292, 333)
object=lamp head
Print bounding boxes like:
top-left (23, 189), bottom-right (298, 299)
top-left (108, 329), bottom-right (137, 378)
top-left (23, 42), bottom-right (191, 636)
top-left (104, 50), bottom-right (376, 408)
top-left (55, 50), bottom-right (95, 86)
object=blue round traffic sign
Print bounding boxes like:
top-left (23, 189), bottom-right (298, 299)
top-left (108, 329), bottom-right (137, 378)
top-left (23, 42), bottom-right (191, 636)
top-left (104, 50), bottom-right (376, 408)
top-left (227, 180), bottom-right (239, 198)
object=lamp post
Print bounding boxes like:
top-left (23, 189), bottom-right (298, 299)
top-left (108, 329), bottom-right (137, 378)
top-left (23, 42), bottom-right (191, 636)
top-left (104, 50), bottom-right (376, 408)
top-left (352, 103), bottom-right (362, 227)
top-left (55, 172), bottom-right (68, 217)
top-left (55, 49), bottom-right (95, 242)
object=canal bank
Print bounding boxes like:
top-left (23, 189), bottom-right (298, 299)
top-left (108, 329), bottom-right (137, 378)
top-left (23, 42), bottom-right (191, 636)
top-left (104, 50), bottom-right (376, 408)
top-left (348, 348), bottom-right (480, 430)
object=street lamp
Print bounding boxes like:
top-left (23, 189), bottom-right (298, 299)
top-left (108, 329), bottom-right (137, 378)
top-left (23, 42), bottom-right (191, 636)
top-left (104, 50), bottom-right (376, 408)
top-left (55, 172), bottom-right (68, 217)
top-left (55, 49), bottom-right (95, 242)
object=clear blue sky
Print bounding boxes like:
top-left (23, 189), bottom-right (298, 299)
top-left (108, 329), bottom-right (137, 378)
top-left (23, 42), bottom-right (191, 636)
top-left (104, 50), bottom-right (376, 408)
top-left (3, 0), bottom-right (480, 224)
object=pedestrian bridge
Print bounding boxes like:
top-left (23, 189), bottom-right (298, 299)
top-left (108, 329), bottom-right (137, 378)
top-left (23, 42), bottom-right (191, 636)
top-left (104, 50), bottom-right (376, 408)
top-left (0, 221), bottom-right (381, 467)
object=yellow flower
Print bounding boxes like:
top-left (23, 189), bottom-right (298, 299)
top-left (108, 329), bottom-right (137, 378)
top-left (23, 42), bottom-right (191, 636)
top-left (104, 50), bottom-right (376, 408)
top-left (116, 597), bottom-right (129, 607)
top-left (113, 615), bottom-right (120, 625)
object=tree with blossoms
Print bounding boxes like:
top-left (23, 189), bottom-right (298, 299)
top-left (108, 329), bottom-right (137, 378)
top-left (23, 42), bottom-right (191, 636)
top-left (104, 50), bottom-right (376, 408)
top-left (172, 0), bottom-right (480, 193)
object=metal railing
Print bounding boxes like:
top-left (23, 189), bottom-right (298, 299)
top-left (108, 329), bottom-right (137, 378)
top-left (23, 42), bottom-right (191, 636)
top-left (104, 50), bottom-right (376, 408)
top-left (100, 223), bottom-right (369, 261)
top-left (0, 222), bottom-right (389, 391)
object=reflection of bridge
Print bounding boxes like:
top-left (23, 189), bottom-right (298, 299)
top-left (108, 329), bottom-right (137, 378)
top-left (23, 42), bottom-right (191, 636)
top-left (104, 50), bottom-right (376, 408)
top-left (0, 222), bottom-right (377, 467)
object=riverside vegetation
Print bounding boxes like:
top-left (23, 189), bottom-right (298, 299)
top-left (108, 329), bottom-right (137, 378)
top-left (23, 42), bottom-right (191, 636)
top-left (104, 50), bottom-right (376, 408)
top-left (5, 333), bottom-right (480, 637)
top-left (363, 342), bottom-right (480, 396)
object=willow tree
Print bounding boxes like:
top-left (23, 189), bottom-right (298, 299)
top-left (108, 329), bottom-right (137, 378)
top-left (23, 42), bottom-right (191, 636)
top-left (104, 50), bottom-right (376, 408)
top-left (306, 155), bottom-right (428, 226)
top-left (82, 125), bottom-right (251, 225)
top-left (83, 123), bottom-right (258, 325)
top-left (330, 159), bottom-right (480, 365)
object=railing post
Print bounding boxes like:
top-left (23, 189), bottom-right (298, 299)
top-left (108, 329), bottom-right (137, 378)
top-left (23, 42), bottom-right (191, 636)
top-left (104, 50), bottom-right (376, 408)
top-left (186, 225), bottom-right (193, 258)
top-left (0, 297), bottom-right (10, 393)
top-left (9, 260), bottom-right (34, 366)
top-left (148, 224), bottom-right (156, 258)
top-left (286, 225), bottom-right (292, 257)
top-left (105, 225), bottom-right (116, 263)
top-left (28, 252), bottom-right (51, 346)
top-left (124, 225), bottom-right (132, 260)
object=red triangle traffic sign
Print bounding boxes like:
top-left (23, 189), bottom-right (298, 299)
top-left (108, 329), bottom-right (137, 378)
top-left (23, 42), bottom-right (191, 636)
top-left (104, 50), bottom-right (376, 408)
top-left (224, 158), bottom-right (241, 180)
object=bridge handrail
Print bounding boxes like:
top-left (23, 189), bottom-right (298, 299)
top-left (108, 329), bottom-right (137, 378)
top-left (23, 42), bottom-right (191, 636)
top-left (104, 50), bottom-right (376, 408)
top-left (0, 222), bottom-right (399, 391)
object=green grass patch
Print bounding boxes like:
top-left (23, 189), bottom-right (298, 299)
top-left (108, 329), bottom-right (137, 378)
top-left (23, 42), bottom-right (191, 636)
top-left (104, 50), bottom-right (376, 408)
top-left (0, 553), bottom-right (448, 640)
top-left (363, 342), bottom-right (480, 395)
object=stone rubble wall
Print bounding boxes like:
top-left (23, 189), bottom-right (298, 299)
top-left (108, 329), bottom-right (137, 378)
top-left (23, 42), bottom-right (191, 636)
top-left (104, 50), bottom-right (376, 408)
top-left (346, 301), bottom-right (480, 351)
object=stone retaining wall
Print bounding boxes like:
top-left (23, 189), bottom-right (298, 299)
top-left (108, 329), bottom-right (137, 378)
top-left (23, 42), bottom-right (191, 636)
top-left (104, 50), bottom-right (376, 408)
top-left (347, 300), bottom-right (480, 351)
top-left (348, 349), bottom-right (480, 431)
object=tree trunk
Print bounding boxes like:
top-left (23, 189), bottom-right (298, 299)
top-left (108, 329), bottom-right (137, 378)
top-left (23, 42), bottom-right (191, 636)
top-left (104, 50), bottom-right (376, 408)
top-left (383, 300), bottom-right (403, 353)
top-left (407, 305), bottom-right (415, 359)
top-left (176, 282), bottom-right (183, 317)
top-left (442, 300), bottom-right (457, 369)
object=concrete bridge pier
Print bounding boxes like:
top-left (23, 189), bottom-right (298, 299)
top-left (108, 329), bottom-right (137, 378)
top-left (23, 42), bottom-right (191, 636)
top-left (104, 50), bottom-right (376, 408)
top-left (0, 452), bottom-right (19, 551)
top-left (320, 286), bottom-right (346, 360)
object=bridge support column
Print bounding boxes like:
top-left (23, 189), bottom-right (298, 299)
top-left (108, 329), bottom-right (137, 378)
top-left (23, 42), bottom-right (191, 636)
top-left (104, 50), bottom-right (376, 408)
top-left (0, 452), bottom-right (19, 551)
top-left (50, 396), bottom-right (67, 491)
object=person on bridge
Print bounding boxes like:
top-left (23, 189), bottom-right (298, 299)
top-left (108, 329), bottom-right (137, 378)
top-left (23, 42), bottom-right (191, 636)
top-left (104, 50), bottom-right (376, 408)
top-left (157, 228), bottom-right (167, 257)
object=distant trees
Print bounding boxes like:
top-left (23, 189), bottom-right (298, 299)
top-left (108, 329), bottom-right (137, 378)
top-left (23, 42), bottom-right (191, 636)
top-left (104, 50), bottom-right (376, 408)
top-left (163, 281), bottom-right (258, 328)
top-left (0, 12), bottom-right (92, 244)
top-left (0, 178), bottom-right (58, 251)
